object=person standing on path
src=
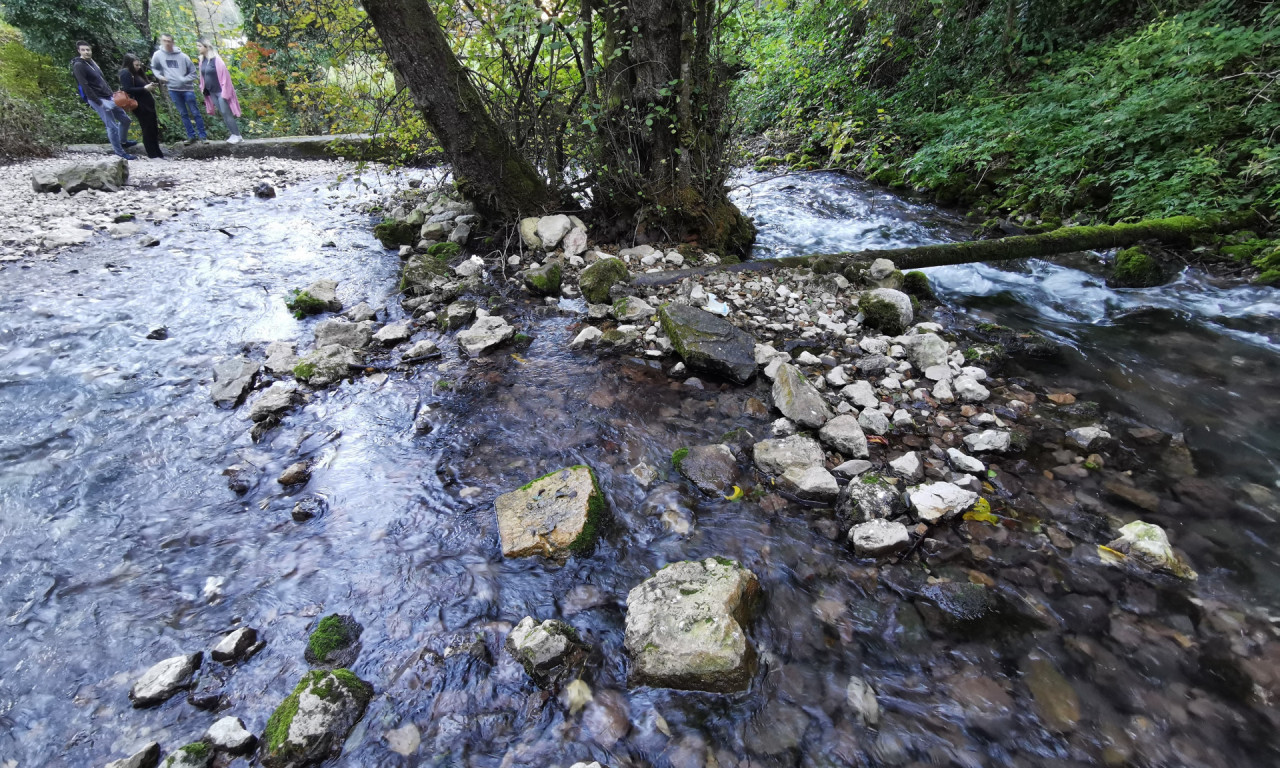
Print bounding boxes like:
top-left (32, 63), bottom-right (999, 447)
top-left (71, 41), bottom-right (135, 160)
top-left (119, 54), bottom-right (164, 159)
top-left (150, 34), bottom-right (206, 144)
top-left (196, 40), bottom-right (242, 144)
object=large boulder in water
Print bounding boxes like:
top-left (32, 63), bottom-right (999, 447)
top-left (262, 669), bottom-right (372, 768)
top-left (495, 465), bottom-right (604, 558)
top-left (457, 315), bottom-right (515, 356)
top-left (579, 258), bottom-right (630, 304)
top-left (771, 363), bottom-right (831, 428)
top-left (659, 302), bottom-right (757, 385)
top-left (624, 558), bottom-right (760, 692)
top-left (50, 158), bottom-right (129, 194)
top-left (293, 344), bottom-right (361, 387)
top-left (675, 443), bottom-right (740, 496)
top-left (129, 653), bottom-right (202, 707)
top-left (505, 616), bottom-right (588, 686)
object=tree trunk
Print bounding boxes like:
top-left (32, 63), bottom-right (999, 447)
top-left (631, 215), bottom-right (1249, 287)
top-left (594, 0), bottom-right (755, 256)
top-left (362, 0), bottom-right (556, 220)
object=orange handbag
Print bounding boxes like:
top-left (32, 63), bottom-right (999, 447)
top-left (112, 90), bottom-right (138, 112)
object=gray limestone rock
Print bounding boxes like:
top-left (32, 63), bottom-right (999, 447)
top-left (659, 302), bottom-right (757, 385)
top-left (857, 408), bottom-right (892, 436)
top-left (314, 319), bottom-right (374, 350)
top-left (902, 332), bottom-right (949, 371)
top-left (439, 300), bottom-right (476, 331)
top-left (677, 443), bottom-right (740, 496)
top-left (372, 321), bottom-right (413, 346)
top-left (752, 434), bottom-right (824, 476)
top-left (248, 381), bottom-right (298, 422)
top-left (55, 158), bottom-right (129, 194)
top-left (293, 344), bottom-right (361, 387)
top-left (850, 519), bottom-right (911, 558)
top-left (260, 669), bottom-right (373, 768)
top-left (505, 616), bottom-right (588, 686)
top-left (494, 465), bottom-right (603, 558)
top-left (771, 363), bottom-right (832, 429)
top-left (129, 653), bottom-right (202, 707)
top-left (964, 430), bottom-right (1012, 453)
top-left (819, 414), bottom-right (869, 458)
top-left (457, 315), bottom-right (515, 356)
top-left (104, 743), bottom-right (161, 768)
top-left (211, 357), bottom-right (260, 407)
top-left (205, 716), bottom-right (257, 755)
top-left (840, 380), bottom-right (879, 409)
top-left (624, 558), bottom-right (760, 692)
top-left (536, 214), bottom-right (573, 249)
top-left (780, 465), bottom-right (840, 501)
top-left (212, 627), bottom-right (259, 663)
top-left (834, 474), bottom-right (904, 524)
top-left (909, 481), bottom-right (979, 523)
top-left (888, 451), bottom-right (923, 482)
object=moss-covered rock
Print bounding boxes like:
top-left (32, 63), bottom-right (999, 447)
top-left (262, 669), bottom-right (373, 768)
top-left (374, 218), bottom-right (418, 249)
top-left (305, 614), bottom-right (363, 667)
top-left (427, 241), bottom-right (462, 261)
top-left (400, 252), bottom-right (451, 295)
top-left (658, 302), bottom-right (758, 384)
top-left (162, 742), bottom-right (211, 768)
top-left (858, 289), bottom-right (911, 336)
top-left (578, 258), bottom-right (630, 304)
top-left (1107, 246), bottom-right (1166, 288)
top-left (902, 270), bottom-right (935, 300)
top-left (524, 260), bottom-right (563, 295)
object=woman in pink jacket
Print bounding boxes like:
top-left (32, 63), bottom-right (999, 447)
top-left (196, 39), bottom-right (243, 144)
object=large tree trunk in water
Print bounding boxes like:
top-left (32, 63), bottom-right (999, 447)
top-left (631, 215), bottom-right (1249, 287)
top-left (595, 0), bottom-right (755, 256)
top-left (362, 0), bottom-right (556, 220)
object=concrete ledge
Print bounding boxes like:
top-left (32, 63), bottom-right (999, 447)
top-left (63, 133), bottom-right (397, 162)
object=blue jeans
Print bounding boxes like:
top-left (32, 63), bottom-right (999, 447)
top-left (90, 98), bottom-right (132, 157)
top-left (169, 89), bottom-right (207, 139)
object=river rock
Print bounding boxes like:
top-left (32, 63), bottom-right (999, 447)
top-left (818, 414), bottom-right (869, 458)
top-left (248, 381), bottom-right (298, 422)
top-left (953, 376), bottom-right (990, 402)
top-left (964, 429), bottom-right (1011, 453)
top-left (449, 222), bottom-right (471, 245)
top-left (612, 296), bottom-right (654, 323)
top-left (562, 227), bottom-right (588, 258)
top-left (212, 627), bottom-right (259, 663)
top-left (519, 217), bottom-right (542, 249)
top-left (130, 653), bottom-right (202, 707)
top-left (536, 214), bottom-right (573, 248)
top-left (294, 344), bottom-right (360, 387)
top-left (780, 465), bottom-right (839, 501)
top-left (659, 302), bottom-right (757, 384)
top-left (861, 288), bottom-right (912, 331)
top-left (752, 434), bottom-right (824, 475)
top-left (372, 321), bottom-right (412, 346)
top-left (624, 558), bottom-right (760, 692)
top-left (161, 744), bottom-right (211, 768)
top-left (495, 465), bottom-right (603, 558)
top-left (902, 332), bottom-right (948, 370)
top-left (506, 616), bottom-right (588, 686)
top-left (835, 474), bottom-right (904, 523)
top-left (909, 482), bottom-right (978, 523)
top-left (344, 302), bottom-right (377, 322)
top-left (314, 318), bottom-right (374, 350)
top-left (571, 326), bottom-right (603, 349)
top-left (888, 451), bottom-right (922, 482)
top-left (400, 253), bottom-right (451, 295)
top-left (402, 339), bottom-right (440, 361)
top-left (858, 408), bottom-right (891, 435)
top-left (457, 315), bottom-right (515, 356)
top-left (579, 258), bottom-right (630, 304)
top-left (278, 461), bottom-right (310, 486)
top-left (211, 357), bottom-right (260, 407)
top-left (771, 363), bottom-right (831, 428)
top-left (31, 170), bottom-right (61, 193)
top-left (104, 742), bottom-right (161, 768)
top-left (261, 669), bottom-right (373, 768)
top-left (1022, 651), bottom-right (1080, 732)
top-left (265, 341), bottom-right (299, 375)
top-left (846, 675), bottom-right (881, 725)
top-left (1066, 425), bottom-right (1111, 450)
top-left (439, 300), bottom-right (476, 330)
top-left (833, 459), bottom-right (874, 478)
top-left (302, 279), bottom-right (342, 312)
top-left (525, 260), bottom-right (563, 295)
top-left (850, 519), bottom-right (911, 557)
top-left (1105, 520), bottom-right (1197, 579)
top-left (55, 158), bottom-right (129, 194)
top-left (292, 496), bottom-right (327, 521)
top-left (841, 380), bottom-right (879, 409)
top-left (946, 448), bottom-right (985, 474)
top-left (676, 444), bottom-right (740, 496)
top-left (206, 716), bottom-right (257, 754)
top-left (306, 614), bottom-right (363, 667)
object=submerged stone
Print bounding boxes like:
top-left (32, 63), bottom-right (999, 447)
top-left (676, 443), bottom-right (740, 496)
top-left (658, 302), bottom-right (757, 385)
top-left (262, 669), bottom-right (373, 768)
top-left (1022, 651), bottom-right (1081, 732)
top-left (495, 465), bottom-right (604, 558)
top-left (624, 558), bottom-right (760, 692)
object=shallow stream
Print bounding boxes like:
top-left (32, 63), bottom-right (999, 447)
top-left (1, 168), bottom-right (1277, 767)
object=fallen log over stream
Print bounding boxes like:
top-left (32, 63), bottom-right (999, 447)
top-left (632, 214), bottom-right (1248, 288)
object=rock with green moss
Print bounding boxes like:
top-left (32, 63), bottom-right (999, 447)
top-left (505, 616), bottom-right (588, 686)
top-left (427, 241), bottom-right (461, 261)
top-left (494, 465), bottom-right (605, 558)
top-left (305, 614), bottom-right (363, 667)
top-left (286, 279), bottom-right (342, 319)
top-left (858, 289), bottom-right (912, 335)
top-left (262, 669), bottom-right (373, 768)
top-left (1107, 247), bottom-right (1166, 288)
top-left (578, 257), bottom-right (630, 304)
top-left (524, 260), bottom-right (563, 296)
top-left (161, 742), bottom-right (211, 768)
top-left (293, 345), bottom-right (361, 388)
top-left (834, 474), bottom-right (905, 525)
top-left (438, 300), bottom-right (476, 331)
top-left (658, 302), bottom-right (757, 384)
top-left (374, 218), bottom-right (418, 249)
top-left (771, 363), bottom-right (832, 429)
top-left (902, 271), bottom-right (935, 300)
top-left (624, 558), bottom-right (761, 692)
top-left (1103, 520), bottom-right (1197, 580)
top-left (105, 742), bottom-right (161, 768)
top-left (400, 252), bottom-right (452, 296)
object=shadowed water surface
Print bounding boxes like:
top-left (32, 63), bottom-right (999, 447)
top-left (0, 170), bottom-right (1276, 767)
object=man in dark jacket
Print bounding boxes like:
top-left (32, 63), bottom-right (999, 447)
top-left (71, 41), bottom-right (135, 160)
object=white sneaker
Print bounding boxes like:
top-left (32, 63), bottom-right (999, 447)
top-left (227, 135), bottom-right (242, 144)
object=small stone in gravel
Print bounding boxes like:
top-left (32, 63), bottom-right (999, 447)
top-left (211, 627), bottom-right (258, 663)
top-left (1066, 425), bottom-right (1111, 450)
top-left (888, 452), bottom-right (922, 482)
top-left (206, 716), bottom-right (257, 754)
top-left (832, 459), bottom-right (874, 479)
top-left (953, 376), bottom-right (990, 402)
top-left (964, 430), bottom-right (1011, 453)
top-left (910, 482), bottom-right (979, 523)
top-left (819, 414), bottom-right (869, 458)
top-left (780, 466), bottom-right (839, 501)
top-left (858, 408), bottom-right (891, 436)
top-left (850, 519), bottom-right (911, 557)
top-left (947, 448), bottom-right (986, 474)
top-left (841, 381), bottom-right (879, 409)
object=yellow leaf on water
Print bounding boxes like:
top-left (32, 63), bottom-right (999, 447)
top-left (963, 498), bottom-right (998, 525)
top-left (723, 485), bottom-right (744, 502)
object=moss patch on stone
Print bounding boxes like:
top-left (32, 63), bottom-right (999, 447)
top-left (671, 447), bottom-right (690, 471)
top-left (570, 465), bottom-right (606, 554)
top-left (1108, 246), bottom-right (1166, 288)
top-left (264, 669), bottom-right (372, 756)
top-left (285, 290), bottom-right (329, 320)
top-left (307, 614), bottom-right (361, 664)
top-left (178, 742), bottom-right (209, 757)
top-left (292, 361), bottom-right (317, 381)
top-left (902, 270), bottom-right (934, 300)
top-left (858, 294), bottom-right (906, 335)
top-left (427, 241), bottom-right (462, 261)
top-left (579, 258), bottom-right (630, 304)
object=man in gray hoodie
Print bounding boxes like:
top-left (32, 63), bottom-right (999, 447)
top-left (150, 34), bottom-right (207, 144)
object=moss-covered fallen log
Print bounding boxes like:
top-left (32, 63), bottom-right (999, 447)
top-left (632, 214), bottom-right (1249, 288)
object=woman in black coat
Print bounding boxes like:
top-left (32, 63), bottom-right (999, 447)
top-left (120, 53), bottom-right (164, 159)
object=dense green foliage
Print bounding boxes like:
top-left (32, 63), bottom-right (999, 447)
top-left (735, 0), bottom-right (1280, 225)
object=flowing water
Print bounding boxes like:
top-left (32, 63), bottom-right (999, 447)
top-left (0, 168), bottom-right (1277, 767)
